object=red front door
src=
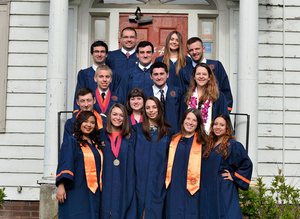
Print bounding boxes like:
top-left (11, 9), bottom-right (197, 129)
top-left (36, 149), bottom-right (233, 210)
top-left (119, 14), bottom-right (188, 62)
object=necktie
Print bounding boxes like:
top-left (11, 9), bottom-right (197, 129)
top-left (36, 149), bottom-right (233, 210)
top-left (143, 68), bottom-right (147, 72)
top-left (101, 92), bottom-right (105, 100)
top-left (126, 52), bottom-right (130, 59)
top-left (160, 89), bottom-right (165, 114)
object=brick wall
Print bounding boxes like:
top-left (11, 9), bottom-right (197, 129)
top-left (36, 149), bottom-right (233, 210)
top-left (0, 201), bottom-right (39, 219)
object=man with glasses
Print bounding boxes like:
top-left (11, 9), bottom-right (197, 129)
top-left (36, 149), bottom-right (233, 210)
top-left (106, 27), bottom-right (139, 78)
top-left (73, 40), bottom-right (120, 110)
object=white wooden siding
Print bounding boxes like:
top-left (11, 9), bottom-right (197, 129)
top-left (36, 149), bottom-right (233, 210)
top-left (0, 0), bottom-right (50, 201)
top-left (258, 0), bottom-right (300, 188)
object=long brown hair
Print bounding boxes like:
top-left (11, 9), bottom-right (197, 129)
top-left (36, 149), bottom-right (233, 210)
top-left (106, 103), bottom-right (132, 136)
top-left (162, 31), bottom-right (186, 76)
top-left (203, 114), bottom-right (235, 159)
top-left (185, 63), bottom-right (219, 106)
top-left (173, 108), bottom-right (207, 145)
top-left (142, 96), bottom-right (171, 142)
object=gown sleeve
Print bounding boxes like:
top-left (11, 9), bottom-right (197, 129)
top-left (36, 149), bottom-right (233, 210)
top-left (56, 136), bottom-right (76, 187)
top-left (229, 141), bottom-right (253, 190)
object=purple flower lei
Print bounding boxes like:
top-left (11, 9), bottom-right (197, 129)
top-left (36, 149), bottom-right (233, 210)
top-left (201, 99), bottom-right (211, 123)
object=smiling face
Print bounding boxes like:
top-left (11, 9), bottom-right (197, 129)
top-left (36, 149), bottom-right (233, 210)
top-left (187, 41), bottom-right (205, 63)
top-left (94, 69), bottom-right (112, 92)
top-left (76, 93), bottom-right (95, 112)
top-left (169, 33), bottom-right (179, 51)
top-left (150, 67), bottom-right (169, 89)
top-left (136, 45), bottom-right (153, 67)
top-left (145, 99), bottom-right (158, 121)
top-left (183, 112), bottom-right (198, 137)
top-left (121, 29), bottom-right (137, 51)
top-left (130, 96), bottom-right (144, 112)
top-left (213, 117), bottom-right (227, 138)
top-left (194, 66), bottom-right (210, 88)
top-left (81, 115), bottom-right (96, 137)
top-left (91, 45), bottom-right (107, 66)
top-left (110, 107), bottom-right (124, 129)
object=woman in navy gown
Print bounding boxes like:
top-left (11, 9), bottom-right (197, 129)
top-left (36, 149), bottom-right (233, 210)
top-left (56, 111), bottom-right (103, 219)
top-left (200, 114), bottom-right (253, 218)
top-left (165, 108), bottom-right (207, 219)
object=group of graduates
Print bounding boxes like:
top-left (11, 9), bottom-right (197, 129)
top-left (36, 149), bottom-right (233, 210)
top-left (55, 27), bottom-right (253, 219)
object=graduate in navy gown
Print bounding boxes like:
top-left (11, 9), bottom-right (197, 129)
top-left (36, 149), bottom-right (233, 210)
top-left (93, 65), bottom-right (123, 117)
top-left (73, 41), bottom-right (120, 110)
top-left (180, 63), bottom-right (229, 134)
top-left (100, 103), bottom-right (137, 218)
top-left (155, 31), bottom-right (191, 87)
top-left (126, 88), bottom-right (146, 126)
top-left (56, 111), bottom-right (103, 219)
top-left (105, 27), bottom-right (139, 78)
top-left (165, 108), bottom-right (208, 219)
top-left (143, 62), bottom-right (183, 133)
top-left (117, 41), bottom-right (154, 100)
top-left (64, 88), bottom-right (106, 142)
top-left (178, 37), bottom-right (233, 112)
top-left (200, 114), bottom-right (253, 218)
top-left (133, 96), bottom-right (172, 219)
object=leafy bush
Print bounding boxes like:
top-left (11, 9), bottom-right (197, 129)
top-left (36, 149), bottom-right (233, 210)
top-left (0, 188), bottom-right (6, 208)
top-left (239, 169), bottom-right (300, 219)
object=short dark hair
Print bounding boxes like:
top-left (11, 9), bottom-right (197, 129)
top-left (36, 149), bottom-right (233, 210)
top-left (76, 87), bottom-right (95, 100)
top-left (186, 37), bottom-right (203, 48)
top-left (136, 41), bottom-right (154, 53)
top-left (150, 62), bottom-right (168, 75)
top-left (121, 27), bottom-right (137, 37)
top-left (126, 88), bottom-right (146, 115)
top-left (90, 40), bottom-right (108, 54)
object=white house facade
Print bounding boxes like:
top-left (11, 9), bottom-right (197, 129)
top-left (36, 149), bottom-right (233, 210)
top-left (0, 0), bottom-right (299, 216)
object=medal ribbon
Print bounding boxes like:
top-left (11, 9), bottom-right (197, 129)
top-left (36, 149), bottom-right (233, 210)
top-left (108, 131), bottom-right (122, 158)
top-left (165, 133), bottom-right (202, 195)
top-left (95, 88), bottom-right (111, 114)
top-left (80, 142), bottom-right (103, 193)
top-left (130, 113), bottom-right (143, 125)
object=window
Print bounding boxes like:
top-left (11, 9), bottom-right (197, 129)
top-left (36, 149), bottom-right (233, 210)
top-left (199, 18), bottom-right (216, 60)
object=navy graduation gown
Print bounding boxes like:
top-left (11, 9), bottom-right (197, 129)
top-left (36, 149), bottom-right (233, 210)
top-left (133, 123), bottom-right (171, 219)
top-left (199, 139), bottom-right (253, 218)
top-left (73, 67), bottom-right (121, 110)
top-left (117, 65), bottom-right (154, 102)
top-left (165, 135), bottom-right (200, 219)
top-left (105, 49), bottom-right (139, 78)
top-left (154, 55), bottom-right (192, 88)
top-left (178, 60), bottom-right (233, 111)
top-left (93, 90), bottom-right (123, 116)
top-left (100, 129), bottom-right (137, 219)
top-left (179, 91), bottom-right (229, 124)
top-left (56, 136), bottom-right (101, 219)
top-left (143, 85), bottom-right (182, 133)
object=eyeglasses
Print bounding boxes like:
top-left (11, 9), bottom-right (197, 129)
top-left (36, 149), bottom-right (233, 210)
top-left (122, 36), bottom-right (136, 39)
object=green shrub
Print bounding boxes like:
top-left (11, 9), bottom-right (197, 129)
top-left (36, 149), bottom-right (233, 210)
top-left (239, 169), bottom-right (300, 219)
top-left (0, 188), bottom-right (6, 208)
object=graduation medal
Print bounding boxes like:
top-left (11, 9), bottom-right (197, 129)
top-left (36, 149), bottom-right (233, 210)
top-left (113, 159), bottom-right (120, 166)
top-left (108, 131), bottom-right (122, 167)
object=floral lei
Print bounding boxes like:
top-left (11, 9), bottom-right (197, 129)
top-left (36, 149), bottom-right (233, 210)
top-left (189, 88), bottom-right (211, 123)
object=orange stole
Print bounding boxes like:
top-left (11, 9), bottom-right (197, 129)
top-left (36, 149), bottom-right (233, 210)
top-left (80, 142), bottom-right (103, 193)
top-left (165, 134), bottom-right (202, 195)
top-left (75, 110), bottom-right (103, 129)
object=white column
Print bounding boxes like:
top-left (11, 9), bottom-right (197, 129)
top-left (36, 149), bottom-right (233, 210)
top-left (42, 0), bottom-right (69, 182)
top-left (236, 0), bottom-right (259, 178)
